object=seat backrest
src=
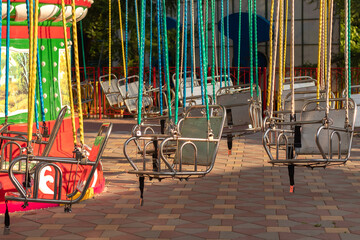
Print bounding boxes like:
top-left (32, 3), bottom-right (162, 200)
top-left (118, 76), bottom-right (152, 113)
top-left (283, 90), bottom-right (321, 112)
top-left (99, 74), bottom-right (123, 106)
top-left (216, 85), bottom-right (261, 127)
top-left (297, 101), bottom-right (355, 155)
top-left (351, 94), bottom-right (360, 127)
top-left (282, 79), bottom-right (317, 103)
top-left (42, 106), bottom-right (68, 157)
top-left (76, 123), bottom-right (113, 193)
top-left (175, 106), bottom-right (225, 166)
top-left (87, 123), bottom-right (113, 162)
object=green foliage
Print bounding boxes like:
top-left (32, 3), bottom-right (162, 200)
top-left (309, 1), bottom-right (360, 67)
top-left (82, 0), bottom-right (176, 68)
top-left (333, 1), bottom-right (360, 67)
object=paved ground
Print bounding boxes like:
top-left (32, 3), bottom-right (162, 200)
top-left (2, 119), bottom-right (360, 239)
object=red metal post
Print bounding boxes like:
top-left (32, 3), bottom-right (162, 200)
top-left (97, 67), bottom-right (102, 119)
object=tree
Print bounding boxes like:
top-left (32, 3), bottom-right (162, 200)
top-left (308, 1), bottom-right (359, 67)
top-left (82, 0), bottom-right (177, 69)
top-left (336, 1), bottom-right (360, 67)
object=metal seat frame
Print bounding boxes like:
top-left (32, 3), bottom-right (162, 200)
top-left (124, 105), bottom-right (226, 179)
top-left (263, 98), bottom-right (356, 167)
top-left (5, 122), bottom-right (113, 205)
top-left (117, 75), bottom-right (154, 115)
top-left (98, 74), bottom-right (125, 110)
top-left (72, 80), bottom-right (94, 105)
top-left (172, 72), bottom-right (231, 107)
top-left (216, 84), bottom-right (262, 134)
top-left (0, 106), bottom-right (68, 173)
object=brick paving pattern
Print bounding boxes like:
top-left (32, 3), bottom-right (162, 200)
top-left (1, 119), bottom-right (360, 239)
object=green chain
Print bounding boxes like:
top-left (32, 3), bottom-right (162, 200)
top-left (211, 0), bottom-right (216, 101)
top-left (137, 0), bottom-right (147, 124)
top-left (161, 0), bottom-right (172, 120)
top-left (248, 0), bottom-right (253, 98)
top-left (198, 0), bottom-right (210, 120)
top-left (237, 0), bottom-right (242, 85)
top-left (253, 0), bottom-right (259, 98)
top-left (174, 0), bottom-right (181, 124)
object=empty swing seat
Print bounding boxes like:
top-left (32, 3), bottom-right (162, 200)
top-left (216, 84), bottom-right (262, 132)
top-left (99, 74), bottom-right (125, 110)
top-left (263, 98), bottom-right (356, 166)
top-left (124, 105), bottom-right (226, 179)
top-left (174, 72), bottom-right (231, 107)
top-left (281, 76), bottom-right (317, 100)
top-left (5, 123), bottom-right (113, 205)
top-left (72, 80), bottom-right (94, 104)
top-left (118, 75), bottom-right (153, 115)
top-left (296, 98), bottom-right (355, 158)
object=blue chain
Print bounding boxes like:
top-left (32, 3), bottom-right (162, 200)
top-left (149, 0), bottom-right (153, 85)
top-left (226, 0), bottom-right (230, 85)
top-left (5, 0), bottom-right (10, 120)
top-left (190, 0), bottom-right (194, 95)
top-left (197, 0), bottom-right (205, 105)
top-left (182, 0), bottom-right (188, 110)
top-left (219, 0), bottom-right (224, 88)
top-left (137, 0), bottom-right (147, 124)
top-left (157, 0), bottom-right (163, 114)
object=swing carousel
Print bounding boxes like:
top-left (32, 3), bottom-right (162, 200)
top-left (0, 0), bottom-right (112, 220)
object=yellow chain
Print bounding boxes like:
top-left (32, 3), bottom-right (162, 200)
top-left (28, 0), bottom-right (39, 144)
top-left (118, 0), bottom-right (127, 78)
top-left (316, 0), bottom-right (324, 99)
top-left (323, 0), bottom-right (327, 90)
top-left (277, 0), bottom-right (284, 111)
top-left (72, 0), bottom-right (84, 145)
top-left (283, 0), bottom-right (289, 83)
top-left (61, 0), bottom-right (77, 145)
top-left (28, 0), bottom-right (33, 118)
top-left (267, 0), bottom-right (275, 107)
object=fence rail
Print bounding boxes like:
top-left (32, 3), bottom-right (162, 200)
top-left (71, 66), bottom-right (360, 119)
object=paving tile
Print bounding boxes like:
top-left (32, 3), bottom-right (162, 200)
top-left (158, 214), bottom-right (180, 219)
top-left (105, 214), bottom-right (127, 218)
top-left (321, 216), bottom-right (344, 221)
top-left (266, 215), bottom-right (288, 220)
top-left (325, 228), bottom-right (350, 233)
top-left (95, 225), bottom-right (119, 231)
top-left (39, 224), bottom-right (63, 230)
top-left (25, 238), bottom-right (50, 240)
top-left (267, 227), bottom-right (290, 233)
top-left (151, 226), bottom-right (175, 231)
top-left (85, 238), bottom-right (110, 240)
top-left (265, 205), bottom-right (286, 209)
top-left (317, 205), bottom-right (338, 210)
top-left (20, 230), bottom-right (47, 237)
top-left (208, 226), bottom-right (232, 231)
top-left (212, 214), bottom-right (233, 219)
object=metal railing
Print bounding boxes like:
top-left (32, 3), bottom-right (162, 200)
top-left (72, 67), bottom-right (360, 119)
